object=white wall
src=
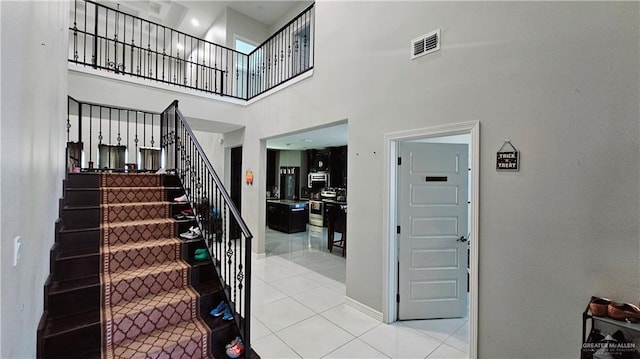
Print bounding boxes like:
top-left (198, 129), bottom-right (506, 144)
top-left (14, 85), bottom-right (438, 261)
top-left (226, 8), bottom-right (269, 48)
top-left (66, 2), bottom-right (640, 358)
top-left (269, 1), bottom-right (314, 36)
top-left (192, 130), bottom-right (224, 173)
top-left (0, 1), bottom-right (69, 357)
top-left (237, 2), bottom-right (639, 358)
top-left (204, 10), bottom-right (226, 45)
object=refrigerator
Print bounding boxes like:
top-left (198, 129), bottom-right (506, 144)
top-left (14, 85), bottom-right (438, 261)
top-left (279, 166), bottom-right (300, 200)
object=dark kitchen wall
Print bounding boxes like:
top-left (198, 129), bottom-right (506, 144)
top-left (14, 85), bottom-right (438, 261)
top-left (268, 150), bottom-right (308, 192)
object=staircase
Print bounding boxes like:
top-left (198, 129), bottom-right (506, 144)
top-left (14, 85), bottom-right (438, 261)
top-left (37, 172), bottom-right (254, 358)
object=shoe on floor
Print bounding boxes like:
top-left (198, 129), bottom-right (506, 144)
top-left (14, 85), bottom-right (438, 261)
top-left (210, 301), bottom-right (227, 317)
top-left (174, 194), bottom-right (188, 202)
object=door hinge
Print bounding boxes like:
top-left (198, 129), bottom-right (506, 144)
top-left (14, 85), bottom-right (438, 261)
top-left (396, 226), bottom-right (401, 234)
top-left (397, 157), bottom-right (402, 166)
top-left (396, 293), bottom-right (400, 303)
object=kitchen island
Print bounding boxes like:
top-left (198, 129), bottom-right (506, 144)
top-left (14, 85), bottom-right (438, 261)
top-left (266, 200), bottom-right (308, 233)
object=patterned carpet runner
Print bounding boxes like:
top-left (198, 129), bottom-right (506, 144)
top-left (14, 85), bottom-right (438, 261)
top-left (99, 173), bottom-right (211, 359)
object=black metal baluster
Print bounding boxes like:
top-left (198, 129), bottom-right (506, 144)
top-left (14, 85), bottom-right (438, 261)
top-left (143, 112), bottom-right (147, 147)
top-left (116, 108), bottom-right (121, 147)
top-left (108, 108), bottom-right (113, 147)
top-left (104, 8), bottom-right (109, 70)
top-left (170, 31), bottom-right (175, 83)
top-left (113, 5), bottom-right (118, 72)
top-left (134, 111), bottom-right (139, 156)
top-left (121, 13), bottom-right (125, 73)
top-left (83, 0), bottom-right (87, 63)
top-left (155, 24), bottom-right (158, 80)
top-left (92, 4), bottom-right (98, 68)
top-left (89, 104), bottom-right (93, 166)
top-left (150, 113), bottom-right (155, 148)
top-left (182, 35), bottom-right (185, 86)
top-left (189, 37), bottom-right (193, 88)
top-left (66, 97), bottom-right (71, 143)
top-left (162, 27), bottom-right (166, 81)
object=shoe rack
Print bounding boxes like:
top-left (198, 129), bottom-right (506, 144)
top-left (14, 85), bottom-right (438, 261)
top-left (581, 297), bottom-right (640, 359)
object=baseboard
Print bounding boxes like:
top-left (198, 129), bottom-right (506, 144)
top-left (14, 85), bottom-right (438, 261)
top-left (345, 296), bottom-right (383, 322)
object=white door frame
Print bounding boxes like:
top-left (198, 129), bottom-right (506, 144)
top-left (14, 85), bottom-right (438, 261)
top-left (382, 121), bottom-right (479, 358)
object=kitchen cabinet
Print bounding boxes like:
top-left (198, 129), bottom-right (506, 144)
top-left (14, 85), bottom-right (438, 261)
top-left (267, 200), bottom-right (308, 233)
top-left (267, 149), bottom-right (277, 188)
top-left (329, 146), bottom-right (347, 188)
top-left (305, 146), bottom-right (347, 188)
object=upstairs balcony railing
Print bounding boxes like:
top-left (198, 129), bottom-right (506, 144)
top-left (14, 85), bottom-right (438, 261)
top-left (69, 0), bottom-right (314, 100)
top-left (66, 96), bottom-right (162, 172)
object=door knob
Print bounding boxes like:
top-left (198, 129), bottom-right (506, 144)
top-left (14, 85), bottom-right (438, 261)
top-left (457, 235), bottom-right (468, 243)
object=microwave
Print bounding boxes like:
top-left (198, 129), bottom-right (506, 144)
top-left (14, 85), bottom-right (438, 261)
top-left (308, 172), bottom-right (330, 188)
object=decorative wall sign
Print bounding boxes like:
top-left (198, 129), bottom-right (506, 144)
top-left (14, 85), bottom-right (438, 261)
top-left (496, 140), bottom-right (519, 171)
top-left (245, 170), bottom-right (254, 185)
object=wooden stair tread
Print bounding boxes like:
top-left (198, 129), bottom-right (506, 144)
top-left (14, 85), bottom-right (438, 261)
top-left (192, 281), bottom-right (222, 294)
top-left (50, 275), bottom-right (100, 294)
top-left (57, 247), bottom-right (99, 260)
top-left (103, 217), bottom-right (176, 228)
top-left (43, 310), bottom-right (100, 336)
top-left (111, 319), bottom-right (213, 359)
top-left (107, 237), bottom-right (181, 253)
top-left (200, 314), bottom-right (236, 335)
top-left (110, 287), bottom-right (198, 318)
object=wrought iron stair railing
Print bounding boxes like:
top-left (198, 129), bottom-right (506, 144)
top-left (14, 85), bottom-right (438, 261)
top-left (66, 96), bottom-right (162, 172)
top-left (69, 0), bottom-right (314, 100)
top-left (161, 100), bottom-right (253, 357)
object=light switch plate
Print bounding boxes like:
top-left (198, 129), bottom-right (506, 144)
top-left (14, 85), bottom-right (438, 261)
top-left (13, 236), bottom-right (21, 267)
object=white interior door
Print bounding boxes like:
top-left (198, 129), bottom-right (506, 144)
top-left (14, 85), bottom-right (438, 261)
top-left (398, 142), bottom-right (468, 320)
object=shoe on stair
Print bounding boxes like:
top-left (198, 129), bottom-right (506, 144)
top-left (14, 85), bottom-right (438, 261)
top-left (174, 194), bottom-right (188, 203)
top-left (210, 301), bottom-right (227, 317)
top-left (180, 226), bottom-right (201, 239)
top-left (225, 336), bottom-right (244, 358)
top-left (222, 305), bottom-right (234, 321)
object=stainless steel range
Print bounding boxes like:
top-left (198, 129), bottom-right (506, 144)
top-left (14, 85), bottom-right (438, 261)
top-left (309, 199), bottom-right (323, 227)
top-left (309, 188), bottom-right (339, 227)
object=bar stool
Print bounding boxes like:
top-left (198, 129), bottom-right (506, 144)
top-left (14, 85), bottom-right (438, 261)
top-left (327, 205), bottom-right (347, 257)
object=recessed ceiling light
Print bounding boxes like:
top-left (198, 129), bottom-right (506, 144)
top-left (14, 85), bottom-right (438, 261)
top-left (176, 43), bottom-right (184, 51)
top-left (303, 139), bottom-right (313, 142)
top-left (191, 18), bottom-right (199, 27)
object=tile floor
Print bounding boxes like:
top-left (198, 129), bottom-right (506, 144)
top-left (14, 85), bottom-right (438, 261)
top-left (249, 226), bottom-right (469, 359)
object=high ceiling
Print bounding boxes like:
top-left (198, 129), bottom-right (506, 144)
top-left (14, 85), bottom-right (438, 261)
top-left (91, 0), bottom-right (345, 149)
top-left (266, 123), bottom-right (348, 150)
top-left (97, 0), bottom-right (302, 39)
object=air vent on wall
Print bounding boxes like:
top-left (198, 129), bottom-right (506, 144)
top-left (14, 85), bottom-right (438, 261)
top-left (411, 29), bottom-right (440, 60)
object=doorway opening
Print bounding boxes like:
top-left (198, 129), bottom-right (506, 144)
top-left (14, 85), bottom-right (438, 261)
top-left (383, 121), bottom-right (479, 357)
top-left (230, 146), bottom-right (243, 240)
